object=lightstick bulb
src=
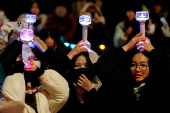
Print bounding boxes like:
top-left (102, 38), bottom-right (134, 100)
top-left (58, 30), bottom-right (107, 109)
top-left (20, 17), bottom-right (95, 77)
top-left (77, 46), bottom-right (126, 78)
top-left (25, 14), bottom-right (36, 24)
top-left (135, 11), bottom-right (149, 22)
top-left (20, 29), bottom-right (34, 41)
top-left (79, 15), bottom-right (91, 26)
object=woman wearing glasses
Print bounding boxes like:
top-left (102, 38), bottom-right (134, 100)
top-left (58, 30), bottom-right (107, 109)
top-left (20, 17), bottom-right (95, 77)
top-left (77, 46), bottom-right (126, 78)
top-left (95, 32), bottom-right (170, 113)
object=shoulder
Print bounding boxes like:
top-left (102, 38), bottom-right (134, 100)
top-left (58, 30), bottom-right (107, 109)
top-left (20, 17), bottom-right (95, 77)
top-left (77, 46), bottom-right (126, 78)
top-left (116, 21), bottom-right (125, 28)
top-left (39, 13), bottom-right (48, 18)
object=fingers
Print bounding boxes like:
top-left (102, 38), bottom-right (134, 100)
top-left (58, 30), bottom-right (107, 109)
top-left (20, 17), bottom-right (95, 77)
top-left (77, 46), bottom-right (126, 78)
top-left (24, 60), bottom-right (37, 71)
top-left (134, 32), bottom-right (143, 38)
top-left (4, 19), bottom-right (9, 24)
top-left (79, 42), bottom-right (89, 47)
top-left (136, 39), bottom-right (155, 52)
top-left (77, 39), bottom-right (86, 45)
top-left (135, 36), bottom-right (147, 42)
top-left (77, 74), bottom-right (87, 84)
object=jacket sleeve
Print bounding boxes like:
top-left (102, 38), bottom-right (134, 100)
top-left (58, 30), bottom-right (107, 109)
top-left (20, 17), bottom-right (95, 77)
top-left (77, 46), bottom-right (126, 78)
top-left (0, 73), bottom-right (26, 113)
top-left (0, 38), bottom-right (5, 54)
top-left (38, 69), bottom-right (69, 113)
top-left (41, 48), bottom-right (71, 75)
top-left (0, 40), bottom-right (22, 76)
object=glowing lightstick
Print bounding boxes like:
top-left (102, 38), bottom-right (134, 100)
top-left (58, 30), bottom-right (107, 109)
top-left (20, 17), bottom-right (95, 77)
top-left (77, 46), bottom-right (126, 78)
top-left (25, 14), bottom-right (36, 30)
top-left (79, 15), bottom-right (91, 49)
top-left (20, 29), bottom-right (34, 68)
top-left (25, 14), bottom-right (43, 53)
top-left (135, 11), bottom-right (149, 52)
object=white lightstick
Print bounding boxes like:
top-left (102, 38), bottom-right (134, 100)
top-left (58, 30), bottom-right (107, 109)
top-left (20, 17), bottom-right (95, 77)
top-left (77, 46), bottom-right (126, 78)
top-left (135, 11), bottom-right (149, 52)
top-left (79, 15), bottom-right (91, 49)
top-left (20, 29), bottom-right (35, 68)
top-left (25, 14), bottom-right (36, 30)
top-left (25, 14), bottom-right (43, 53)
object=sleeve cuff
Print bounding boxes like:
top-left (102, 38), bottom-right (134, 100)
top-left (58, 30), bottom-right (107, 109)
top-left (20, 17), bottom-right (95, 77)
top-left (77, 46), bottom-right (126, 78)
top-left (82, 88), bottom-right (97, 100)
top-left (35, 68), bottom-right (45, 77)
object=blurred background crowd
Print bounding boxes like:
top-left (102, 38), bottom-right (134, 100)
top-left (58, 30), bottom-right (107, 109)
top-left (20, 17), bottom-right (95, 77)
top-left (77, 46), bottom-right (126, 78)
top-left (1, 0), bottom-right (170, 55)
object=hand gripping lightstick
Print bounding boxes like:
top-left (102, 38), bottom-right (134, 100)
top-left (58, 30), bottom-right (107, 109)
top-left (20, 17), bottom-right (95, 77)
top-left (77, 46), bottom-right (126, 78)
top-left (20, 29), bottom-right (35, 68)
top-left (79, 15), bottom-right (91, 49)
top-left (25, 14), bottom-right (36, 30)
top-left (135, 11), bottom-right (149, 52)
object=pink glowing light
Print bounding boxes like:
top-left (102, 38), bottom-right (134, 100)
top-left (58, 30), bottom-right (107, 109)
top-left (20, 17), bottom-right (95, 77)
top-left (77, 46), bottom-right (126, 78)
top-left (20, 29), bottom-right (34, 41)
top-left (24, 64), bottom-right (32, 68)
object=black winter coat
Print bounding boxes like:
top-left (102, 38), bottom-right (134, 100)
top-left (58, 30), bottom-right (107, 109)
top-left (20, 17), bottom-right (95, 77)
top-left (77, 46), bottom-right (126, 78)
top-left (95, 47), bottom-right (170, 113)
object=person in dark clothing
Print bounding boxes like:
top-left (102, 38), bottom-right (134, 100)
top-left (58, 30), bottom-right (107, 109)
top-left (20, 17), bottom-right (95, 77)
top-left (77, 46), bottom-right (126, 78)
top-left (57, 51), bottom-right (102, 113)
top-left (39, 39), bottom-right (106, 113)
top-left (38, 27), bottom-right (71, 57)
top-left (43, 1), bottom-right (77, 43)
top-left (95, 32), bottom-right (170, 113)
top-left (0, 38), bottom-right (69, 113)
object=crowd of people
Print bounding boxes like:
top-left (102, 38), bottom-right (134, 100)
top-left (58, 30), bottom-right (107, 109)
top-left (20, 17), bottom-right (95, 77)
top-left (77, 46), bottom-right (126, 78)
top-left (0, 0), bottom-right (170, 113)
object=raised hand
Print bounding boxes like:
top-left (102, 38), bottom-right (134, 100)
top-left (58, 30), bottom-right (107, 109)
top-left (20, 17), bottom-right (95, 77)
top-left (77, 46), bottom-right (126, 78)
top-left (67, 39), bottom-right (88, 60)
top-left (136, 37), bottom-right (155, 52)
top-left (122, 33), bottom-right (146, 52)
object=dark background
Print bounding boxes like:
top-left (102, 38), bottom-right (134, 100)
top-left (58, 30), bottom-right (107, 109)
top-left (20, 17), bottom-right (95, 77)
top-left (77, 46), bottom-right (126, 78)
top-left (0, 0), bottom-right (169, 38)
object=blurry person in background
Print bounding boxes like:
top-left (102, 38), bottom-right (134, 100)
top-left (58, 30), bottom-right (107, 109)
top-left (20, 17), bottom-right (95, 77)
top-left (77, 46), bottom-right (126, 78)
top-left (38, 27), bottom-right (71, 56)
top-left (71, 0), bottom-right (88, 18)
top-left (43, 1), bottom-right (77, 44)
top-left (0, 6), bottom-right (7, 29)
top-left (149, 1), bottom-right (170, 52)
top-left (113, 3), bottom-right (140, 48)
top-left (73, 2), bottom-right (110, 55)
top-left (17, 0), bottom-right (48, 36)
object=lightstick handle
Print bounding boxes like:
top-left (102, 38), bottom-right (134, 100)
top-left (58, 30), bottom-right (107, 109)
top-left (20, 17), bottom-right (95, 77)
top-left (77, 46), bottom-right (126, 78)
top-left (82, 26), bottom-right (88, 40)
top-left (140, 22), bottom-right (145, 37)
top-left (137, 22), bottom-right (146, 52)
top-left (22, 43), bottom-right (34, 66)
top-left (28, 23), bottom-right (33, 30)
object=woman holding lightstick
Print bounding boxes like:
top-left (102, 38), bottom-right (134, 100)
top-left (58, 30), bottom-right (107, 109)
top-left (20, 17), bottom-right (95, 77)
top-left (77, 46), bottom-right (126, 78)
top-left (94, 32), bottom-right (170, 113)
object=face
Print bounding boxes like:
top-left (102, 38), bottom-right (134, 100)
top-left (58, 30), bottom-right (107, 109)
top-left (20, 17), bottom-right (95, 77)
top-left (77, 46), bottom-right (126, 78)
top-left (30, 2), bottom-right (40, 15)
top-left (131, 53), bottom-right (150, 82)
top-left (55, 6), bottom-right (67, 17)
top-left (126, 10), bottom-right (135, 21)
top-left (74, 55), bottom-right (89, 69)
top-left (154, 4), bottom-right (162, 14)
top-left (44, 37), bottom-right (56, 50)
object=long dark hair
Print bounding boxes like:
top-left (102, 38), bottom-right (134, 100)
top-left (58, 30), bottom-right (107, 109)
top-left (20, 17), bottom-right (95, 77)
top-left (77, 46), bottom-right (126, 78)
top-left (70, 52), bottom-right (94, 70)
